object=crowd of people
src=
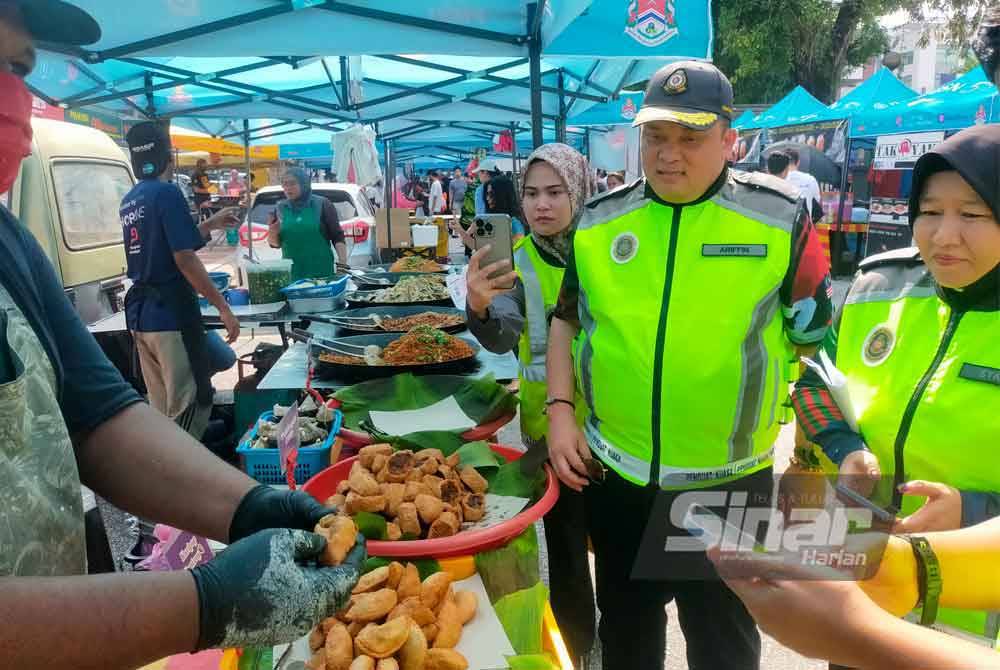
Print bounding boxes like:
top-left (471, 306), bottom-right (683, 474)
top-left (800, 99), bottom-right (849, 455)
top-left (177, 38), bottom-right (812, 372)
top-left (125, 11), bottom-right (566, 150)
top-left (2, 1), bottom-right (999, 669)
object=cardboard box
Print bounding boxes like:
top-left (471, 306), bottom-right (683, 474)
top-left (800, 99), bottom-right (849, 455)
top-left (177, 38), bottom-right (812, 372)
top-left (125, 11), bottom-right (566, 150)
top-left (375, 208), bottom-right (413, 249)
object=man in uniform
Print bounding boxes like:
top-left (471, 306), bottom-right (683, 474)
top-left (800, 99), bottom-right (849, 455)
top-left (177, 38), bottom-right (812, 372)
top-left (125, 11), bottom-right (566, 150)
top-left (546, 61), bottom-right (833, 668)
top-left (0, 3), bottom-right (363, 665)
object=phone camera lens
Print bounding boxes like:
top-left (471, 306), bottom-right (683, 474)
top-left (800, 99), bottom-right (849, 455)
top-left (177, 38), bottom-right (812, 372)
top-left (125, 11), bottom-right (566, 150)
top-left (484, 223), bottom-right (494, 233)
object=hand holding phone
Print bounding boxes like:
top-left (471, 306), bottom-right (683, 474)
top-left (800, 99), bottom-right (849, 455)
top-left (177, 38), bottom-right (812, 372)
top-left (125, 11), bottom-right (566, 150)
top-left (472, 214), bottom-right (515, 290)
top-left (466, 245), bottom-right (518, 318)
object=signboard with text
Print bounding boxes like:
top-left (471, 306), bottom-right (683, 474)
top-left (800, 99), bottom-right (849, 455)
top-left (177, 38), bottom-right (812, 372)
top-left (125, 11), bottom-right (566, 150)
top-left (873, 131), bottom-right (945, 170)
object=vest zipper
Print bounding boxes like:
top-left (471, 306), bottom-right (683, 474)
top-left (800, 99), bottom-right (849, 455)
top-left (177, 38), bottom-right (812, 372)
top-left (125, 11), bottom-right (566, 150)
top-left (649, 206), bottom-right (683, 486)
top-left (890, 308), bottom-right (964, 511)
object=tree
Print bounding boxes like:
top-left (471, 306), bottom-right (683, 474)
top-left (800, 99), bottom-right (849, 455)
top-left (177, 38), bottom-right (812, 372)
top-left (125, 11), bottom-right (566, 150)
top-left (714, 0), bottom-right (994, 105)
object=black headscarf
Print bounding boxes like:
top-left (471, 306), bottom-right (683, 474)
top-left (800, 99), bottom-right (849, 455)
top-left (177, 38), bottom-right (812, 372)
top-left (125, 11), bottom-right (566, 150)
top-left (909, 124), bottom-right (1000, 310)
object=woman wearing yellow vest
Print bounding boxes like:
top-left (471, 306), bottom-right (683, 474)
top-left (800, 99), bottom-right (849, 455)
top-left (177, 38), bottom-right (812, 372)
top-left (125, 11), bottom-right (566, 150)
top-left (465, 143), bottom-right (595, 665)
top-left (793, 124), bottom-right (1000, 647)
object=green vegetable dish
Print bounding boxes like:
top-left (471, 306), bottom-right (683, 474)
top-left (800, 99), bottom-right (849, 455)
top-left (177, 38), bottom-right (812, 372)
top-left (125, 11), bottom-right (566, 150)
top-left (247, 267), bottom-right (292, 304)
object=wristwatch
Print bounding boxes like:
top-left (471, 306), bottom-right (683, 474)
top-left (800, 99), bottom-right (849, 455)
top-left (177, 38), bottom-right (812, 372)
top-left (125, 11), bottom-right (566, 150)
top-left (544, 397), bottom-right (576, 414)
top-left (903, 534), bottom-right (942, 626)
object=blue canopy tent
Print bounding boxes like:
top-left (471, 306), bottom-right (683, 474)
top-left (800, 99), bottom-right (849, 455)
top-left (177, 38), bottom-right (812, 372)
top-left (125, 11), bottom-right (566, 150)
top-left (29, 1), bottom-right (713, 152)
top-left (849, 67), bottom-right (997, 138)
top-left (755, 86), bottom-right (829, 129)
top-left (826, 66), bottom-right (917, 122)
top-left (732, 109), bottom-right (759, 130)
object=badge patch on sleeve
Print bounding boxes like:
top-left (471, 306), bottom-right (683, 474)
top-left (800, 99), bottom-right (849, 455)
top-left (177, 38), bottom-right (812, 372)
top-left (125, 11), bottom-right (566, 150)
top-left (702, 244), bottom-right (768, 257)
top-left (611, 232), bottom-right (639, 264)
top-left (959, 363), bottom-right (1000, 387)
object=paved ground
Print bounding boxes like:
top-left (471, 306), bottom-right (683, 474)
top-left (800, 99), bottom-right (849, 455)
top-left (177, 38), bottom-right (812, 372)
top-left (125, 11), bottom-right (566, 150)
top-left (98, 259), bottom-right (849, 669)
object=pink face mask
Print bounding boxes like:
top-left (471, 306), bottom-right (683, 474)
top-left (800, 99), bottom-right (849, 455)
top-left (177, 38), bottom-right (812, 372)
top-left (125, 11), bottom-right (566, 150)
top-left (0, 72), bottom-right (34, 195)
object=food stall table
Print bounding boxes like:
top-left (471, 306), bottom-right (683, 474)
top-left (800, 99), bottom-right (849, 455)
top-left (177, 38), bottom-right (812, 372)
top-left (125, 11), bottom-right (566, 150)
top-left (87, 303), bottom-right (300, 348)
top-left (256, 321), bottom-right (518, 391)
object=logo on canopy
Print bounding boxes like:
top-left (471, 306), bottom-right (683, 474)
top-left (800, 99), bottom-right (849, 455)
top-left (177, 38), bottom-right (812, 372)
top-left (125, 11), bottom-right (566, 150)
top-left (621, 98), bottom-right (638, 120)
top-left (625, 0), bottom-right (679, 47)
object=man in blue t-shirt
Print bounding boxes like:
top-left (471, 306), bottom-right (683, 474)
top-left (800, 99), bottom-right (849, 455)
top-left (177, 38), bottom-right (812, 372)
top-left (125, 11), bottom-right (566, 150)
top-left (121, 122), bottom-right (241, 439)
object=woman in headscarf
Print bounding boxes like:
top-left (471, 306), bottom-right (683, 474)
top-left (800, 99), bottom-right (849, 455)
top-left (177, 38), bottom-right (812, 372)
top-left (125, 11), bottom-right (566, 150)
top-left (465, 143), bottom-right (596, 665)
top-left (267, 167), bottom-right (347, 280)
top-left (791, 124), bottom-right (1000, 649)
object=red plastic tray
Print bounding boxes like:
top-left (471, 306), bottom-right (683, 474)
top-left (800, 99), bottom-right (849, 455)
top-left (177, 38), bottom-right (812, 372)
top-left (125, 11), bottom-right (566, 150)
top-left (336, 411), bottom-right (516, 449)
top-left (302, 444), bottom-right (558, 559)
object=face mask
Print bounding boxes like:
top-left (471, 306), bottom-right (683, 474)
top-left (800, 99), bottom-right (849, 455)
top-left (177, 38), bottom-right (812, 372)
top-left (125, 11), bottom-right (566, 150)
top-left (0, 72), bottom-right (34, 195)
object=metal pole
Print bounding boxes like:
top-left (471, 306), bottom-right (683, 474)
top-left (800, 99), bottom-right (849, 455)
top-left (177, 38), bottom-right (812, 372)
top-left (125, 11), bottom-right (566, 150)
top-left (527, 3), bottom-right (544, 149)
top-left (244, 119), bottom-right (253, 260)
top-left (510, 122), bottom-right (519, 188)
top-left (385, 139), bottom-right (394, 252)
top-left (556, 70), bottom-right (567, 144)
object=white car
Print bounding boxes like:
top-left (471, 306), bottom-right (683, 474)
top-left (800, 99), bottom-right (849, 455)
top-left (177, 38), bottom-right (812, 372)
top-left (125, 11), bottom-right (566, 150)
top-left (239, 182), bottom-right (377, 267)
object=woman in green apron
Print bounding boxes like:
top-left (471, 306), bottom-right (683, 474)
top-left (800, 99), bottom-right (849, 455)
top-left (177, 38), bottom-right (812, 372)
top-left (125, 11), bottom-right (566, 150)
top-left (267, 168), bottom-right (348, 280)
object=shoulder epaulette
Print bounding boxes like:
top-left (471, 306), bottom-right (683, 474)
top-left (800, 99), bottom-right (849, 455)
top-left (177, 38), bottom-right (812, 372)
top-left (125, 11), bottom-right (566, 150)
top-left (730, 169), bottom-right (801, 204)
top-left (858, 246), bottom-right (922, 272)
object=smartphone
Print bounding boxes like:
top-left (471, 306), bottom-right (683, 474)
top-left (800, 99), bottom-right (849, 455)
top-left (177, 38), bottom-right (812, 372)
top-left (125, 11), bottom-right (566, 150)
top-left (833, 484), bottom-right (897, 523)
top-left (473, 214), bottom-right (515, 289)
top-left (682, 503), bottom-right (762, 551)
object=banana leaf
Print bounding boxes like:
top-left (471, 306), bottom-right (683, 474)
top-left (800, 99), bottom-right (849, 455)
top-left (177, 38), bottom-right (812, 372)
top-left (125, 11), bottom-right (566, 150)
top-left (474, 525), bottom-right (540, 602)
top-left (486, 460), bottom-right (547, 500)
top-left (354, 511), bottom-right (387, 540)
top-left (333, 373), bottom-right (517, 433)
top-left (455, 440), bottom-right (505, 471)
top-left (237, 647), bottom-right (272, 670)
top-left (492, 581), bottom-right (549, 656)
top-left (365, 429), bottom-right (468, 455)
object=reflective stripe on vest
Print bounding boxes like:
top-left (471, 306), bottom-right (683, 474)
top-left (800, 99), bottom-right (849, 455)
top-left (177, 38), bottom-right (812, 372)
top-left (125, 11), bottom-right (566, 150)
top-left (838, 260), bottom-right (1000, 644)
top-left (572, 178), bottom-right (796, 489)
top-left (514, 242), bottom-right (549, 385)
top-left (585, 421), bottom-right (775, 488)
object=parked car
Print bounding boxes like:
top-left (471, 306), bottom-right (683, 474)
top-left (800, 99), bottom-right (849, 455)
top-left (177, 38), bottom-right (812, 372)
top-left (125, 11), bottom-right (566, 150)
top-left (3, 118), bottom-right (133, 325)
top-left (239, 182), bottom-right (376, 267)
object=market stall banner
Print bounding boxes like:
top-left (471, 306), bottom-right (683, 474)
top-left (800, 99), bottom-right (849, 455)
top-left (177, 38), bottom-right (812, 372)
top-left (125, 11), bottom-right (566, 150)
top-left (767, 119), bottom-right (849, 165)
top-left (865, 197), bottom-right (914, 256)
top-left (30, 96), bottom-right (64, 122)
top-left (170, 134), bottom-right (279, 160)
top-left (872, 131), bottom-right (946, 170)
top-left (64, 107), bottom-right (123, 140)
top-left (544, 0), bottom-right (712, 58)
top-left (732, 129), bottom-right (762, 166)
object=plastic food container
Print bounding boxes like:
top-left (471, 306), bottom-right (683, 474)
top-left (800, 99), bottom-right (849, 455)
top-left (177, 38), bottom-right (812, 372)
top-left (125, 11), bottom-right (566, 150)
top-left (302, 444), bottom-right (559, 558)
top-left (280, 276), bottom-right (349, 314)
top-left (236, 409), bottom-right (343, 485)
top-left (245, 259), bottom-right (293, 304)
top-left (208, 271), bottom-right (231, 292)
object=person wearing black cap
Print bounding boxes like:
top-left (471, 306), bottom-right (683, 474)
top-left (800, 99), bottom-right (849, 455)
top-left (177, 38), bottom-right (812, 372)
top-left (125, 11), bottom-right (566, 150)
top-left (0, 4), bottom-right (363, 665)
top-left (121, 120), bottom-right (241, 440)
top-left (545, 60), bottom-right (833, 668)
top-left (792, 123), bottom-right (1000, 649)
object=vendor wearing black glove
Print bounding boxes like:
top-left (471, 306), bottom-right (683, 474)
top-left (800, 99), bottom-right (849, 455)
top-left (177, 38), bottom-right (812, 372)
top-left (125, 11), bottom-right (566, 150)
top-left (228, 484), bottom-right (336, 542)
top-left (193, 528), bottom-right (366, 649)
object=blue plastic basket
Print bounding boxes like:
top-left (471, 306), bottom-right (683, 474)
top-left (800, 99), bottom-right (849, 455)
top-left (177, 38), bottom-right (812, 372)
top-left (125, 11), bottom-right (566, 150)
top-left (236, 408), bottom-right (343, 485)
top-left (280, 276), bottom-right (349, 300)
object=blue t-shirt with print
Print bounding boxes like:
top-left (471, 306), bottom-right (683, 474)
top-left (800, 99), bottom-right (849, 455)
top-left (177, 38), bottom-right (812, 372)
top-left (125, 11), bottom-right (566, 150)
top-left (120, 179), bottom-right (204, 332)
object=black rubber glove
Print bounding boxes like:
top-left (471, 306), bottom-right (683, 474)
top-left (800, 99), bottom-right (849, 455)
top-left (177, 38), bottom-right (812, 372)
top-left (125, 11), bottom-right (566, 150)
top-left (229, 484), bottom-right (334, 543)
top-left (191, 528), bottom-right (366, 649)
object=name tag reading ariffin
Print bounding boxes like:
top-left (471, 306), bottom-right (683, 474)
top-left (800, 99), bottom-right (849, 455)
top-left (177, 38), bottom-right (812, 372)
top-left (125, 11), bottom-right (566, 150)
top-left (702, 244), bottom-right (768, 258)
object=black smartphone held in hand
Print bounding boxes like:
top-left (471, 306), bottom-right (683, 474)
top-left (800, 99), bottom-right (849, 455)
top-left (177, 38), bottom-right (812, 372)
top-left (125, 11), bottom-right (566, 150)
top-left (473, 214), bottom-right (515, 289)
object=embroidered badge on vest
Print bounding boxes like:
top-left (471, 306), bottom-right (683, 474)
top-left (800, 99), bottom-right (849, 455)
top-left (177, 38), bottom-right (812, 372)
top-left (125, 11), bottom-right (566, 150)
top-left (862, 324), bottom-right (896, 366)
top-left (611, 232), bottom-right (640, 264)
